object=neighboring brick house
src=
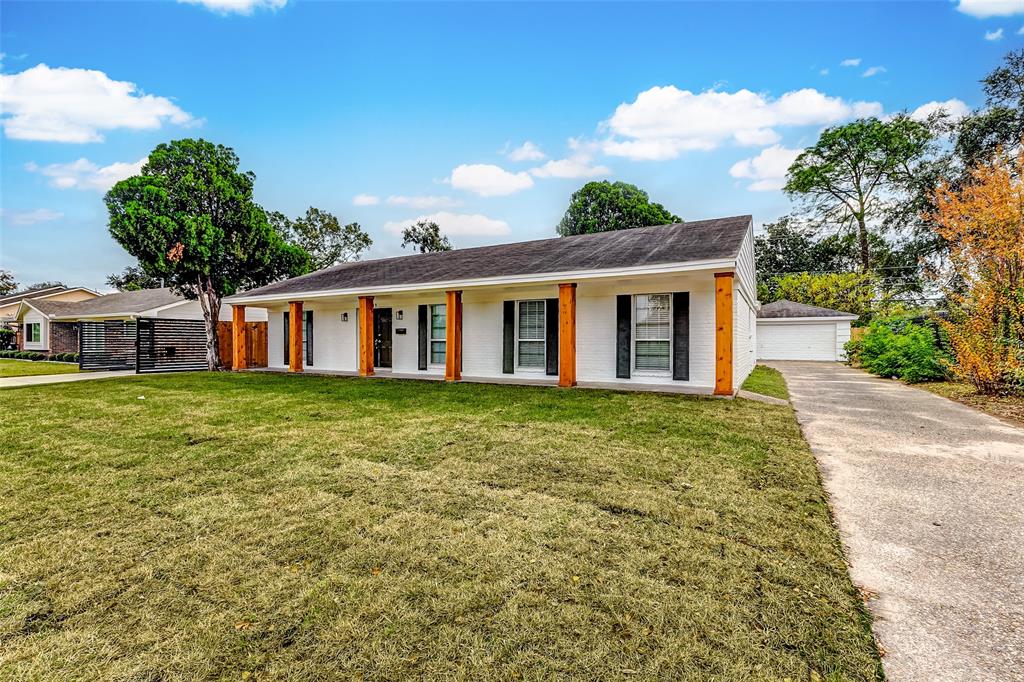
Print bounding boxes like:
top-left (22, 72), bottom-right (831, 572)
top-left (0, 285), bottom-right (98, 350)
top-left (14, 288), bottom-right (267, 356)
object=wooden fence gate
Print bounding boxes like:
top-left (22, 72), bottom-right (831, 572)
top-left (217, 321), bottom-right (268, 369)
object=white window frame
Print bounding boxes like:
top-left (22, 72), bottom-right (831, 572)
top-left (515, 299), bottom-right (546, 372)
top-left (429, 303), bottom-right (446, 368)
top-left (632, 293), bottom-right (672, 376)
top-left (27, 323), bottom-right (41, 344)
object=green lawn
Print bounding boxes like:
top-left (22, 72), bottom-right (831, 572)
top-left (0, 358), bottom-right (79, 378)
top-left (741, 364), bottom-right (790, 400)
top-left (0, 373), bottom-right (879, 680)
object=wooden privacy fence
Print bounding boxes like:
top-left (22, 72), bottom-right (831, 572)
top-left (217, 321), bottom-right (268, 368)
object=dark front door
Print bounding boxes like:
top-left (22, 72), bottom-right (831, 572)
top-left (373, 308), bottom-right (393, 368)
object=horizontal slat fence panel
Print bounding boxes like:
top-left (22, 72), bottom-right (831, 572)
top-left (216, 321), bottom-right (268, 368)
top-left (136, 318), bottom-right (209, 373)
top-left (79, 321), bottom-right (137, 371)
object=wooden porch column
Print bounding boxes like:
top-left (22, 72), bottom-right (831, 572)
top-left (444, 290), bottom-right (462, 381)
top-left (714, 272), bottom-right (734, 396)
top-left (558, 283), bottom-right (577, 387)
top-left (288, 301), bottom-right (303, 373)
top-left (358, 296), bottom-right (374, 376)
top-left (231, 304), bottom-right (248, 370)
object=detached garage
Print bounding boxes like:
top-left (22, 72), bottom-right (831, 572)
top-left (756, 300), bottom-right (858, 362)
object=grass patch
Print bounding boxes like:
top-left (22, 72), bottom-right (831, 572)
top-left (916, 380), bottom-right (1024, 427)
top-left (0, 359), bottom-right (79, 378)
top-left (0, 373), bottom-right (880, 680)
top-left (741, 365), bottom-right (789, 400)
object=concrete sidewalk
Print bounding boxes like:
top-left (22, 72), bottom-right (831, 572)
top-left (0, 370), bottom-right (135, 389)
top-left (769, 361), bottom-right (1024, 681)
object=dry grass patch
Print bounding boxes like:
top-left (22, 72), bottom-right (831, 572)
top-left (915, 380), bottom-right (1024, 426)
top-left (0, 373), bottom-right (881, 680)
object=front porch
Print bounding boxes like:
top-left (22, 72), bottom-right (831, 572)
top-left (227, 269), bottom-right (738, 395)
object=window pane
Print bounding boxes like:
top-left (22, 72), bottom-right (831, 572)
top-left (635, 340), bottom-right (670, 370)
top-left (518, 340), bottom-right (545, 368)
top-left (635, 294), bottom-right (670, 341)
top-left (518, 300), bottom-right (545, 340)
top-left (430, 304), bottom-right (446, 340)
top-left (430, 340), bottom-right (446, 364)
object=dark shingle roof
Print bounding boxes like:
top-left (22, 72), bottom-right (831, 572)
top-left (233, 216), bottom-right (752, 300)
top-left (758, 300), bottom-right (857, 319)
top-left (28, 288), bottom-right (186, 318)
top-left (0, 285), bottom-right (69, 305)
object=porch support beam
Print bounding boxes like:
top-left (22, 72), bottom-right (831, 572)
top-left (558, 282), bottom-right (577, 387)
top-left (231, 304), bottom-right (248, 370)
top-left (445, 290), bottom-right (462, 381)
top-left (358, 296), bottom-right (374, 376)
top-left (714, 272), bottom-right (734, 396)
top-left (288, 300), bottom-right (303, 373)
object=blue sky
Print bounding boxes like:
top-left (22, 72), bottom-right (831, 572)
top-left (0, 0), bottom-right (1018, 291)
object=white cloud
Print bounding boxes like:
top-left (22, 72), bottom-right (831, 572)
top-left (1018, 24), bottom-right (1024, 33)
top-left (505, 141), bottom-right (546, 161)
top-left (819, 68), bottom-right (830, 76)
top-left (0, 208), bottom-right (64, 226)
top-left (27, 157), bottom-right (145, 191)
top-left (910, 99), bottom-right (971, 121)
top-left (448, 163), bottom-right (534, 196)
top-left (985, 27), bottom-right (1006, 40)
top-left (386, 195), bottom-right (462, 209)
top-left (840, 58), bottom-right (862, 67)
top-left (601, 85), bottom-right (882, 160)
top-left (382, 211), bottom-right (510, 237)
top-left (729, 145), bottom-right (803, 192)
top-left (733, 128), bottom-right (781, 145)
top-left (177, 0), bottom-right (287, 14)
top-left (0, 64), bottom-right (194, 143)
top-left (862, 66), bottom-right (887, 78)
top-left (956, 0), bottom-right (1024, 18)
top-left (529, 139), bottom-right (610, 179)
top-left (352, 193), bottom-right (380, 206)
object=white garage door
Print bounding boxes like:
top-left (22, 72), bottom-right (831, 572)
top-left (757, 322), bottom-right (837, 361)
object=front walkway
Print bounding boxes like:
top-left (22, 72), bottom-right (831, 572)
top-left (768, 361), bottom-right (1024, 681)
top-left (0, 370), bottom-right (135, 389)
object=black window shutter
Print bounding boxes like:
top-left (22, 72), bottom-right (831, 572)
top-left (502, 301), bottom-right (515, 374)
top-left (672, 292), bottom-right (690, 381)
top-left (283, 311), bottom-right (289, 365)
top-left (305, 311), bottom-right (314, 366)
top-left (418, 304), bottom-right (428, 370)
top-left (616, 294), bottom-right (631, 379)
top-left (545, 298), bottom-right (559, 376)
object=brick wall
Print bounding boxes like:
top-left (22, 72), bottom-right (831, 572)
top-left (50, 322), bottom-right (80, 354)
top-left (15, 325), bottom-right (23, 350)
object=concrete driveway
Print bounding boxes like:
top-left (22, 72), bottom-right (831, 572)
top-left (0, 370), bottom-right (135, 389)
top-left (767, 361), bottom-right (1024, 681)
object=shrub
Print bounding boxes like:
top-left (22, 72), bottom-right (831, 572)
top-left (846, 317), bottom-right (949, 383)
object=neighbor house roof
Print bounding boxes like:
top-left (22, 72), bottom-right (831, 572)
top-left (19, 288), bottom-right (187, 320)
top-left (0, 285), bottom-right (98, 306)
top-left (758, 300), bottom-right (858, 320)
top-left (229, 215), bottom-right (753, 302)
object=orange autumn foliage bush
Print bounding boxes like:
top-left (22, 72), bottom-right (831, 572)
top-left (931, 148), bottom-right (1024, 394)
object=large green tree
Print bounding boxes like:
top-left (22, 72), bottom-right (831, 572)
top-left (556, 181), bottom-right (680, 236)
top-left (956, 50), bottom-right (1024, 170)
top-left (105, 139), bottom-right (309, 369)
top-left (785, 116), bottom-right (933, 272)
top-left (106, 264), bottom-right (163, 291)
top-left (267, 207), bottom-right (372, 270)
top-left (401, 220), bottom-right (452, 253)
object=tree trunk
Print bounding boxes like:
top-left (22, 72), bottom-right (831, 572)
top-left (196, 276), bottom-right (222, 370)
top-left (856, 215), bottom-right (870, 273)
